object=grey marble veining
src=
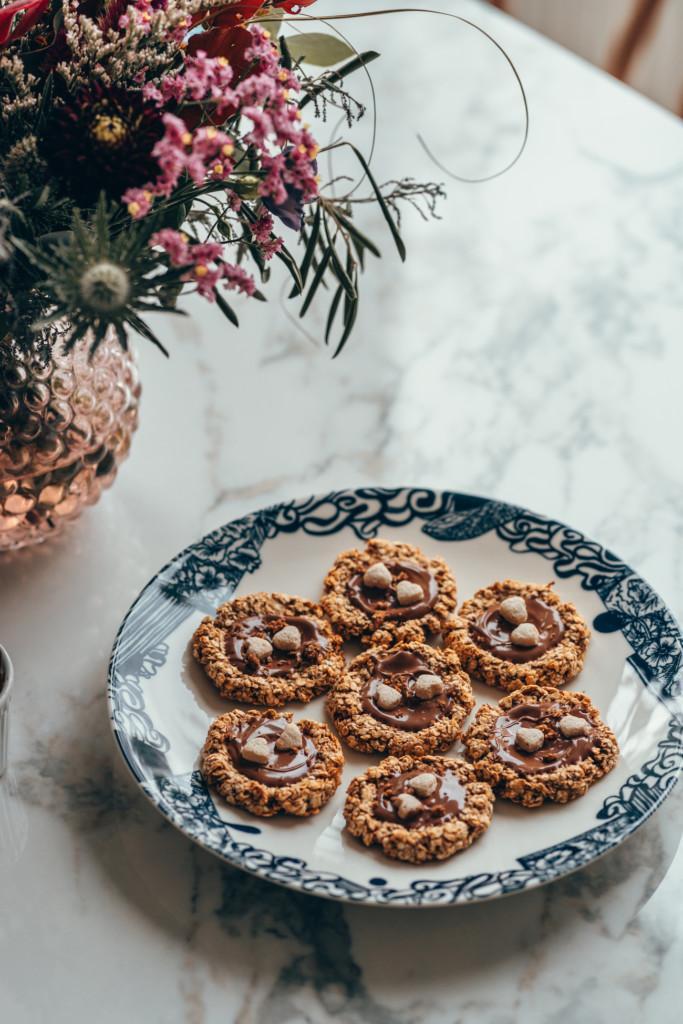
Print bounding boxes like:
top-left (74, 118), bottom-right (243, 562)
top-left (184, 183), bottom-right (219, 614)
top-left (1, 1), bottom-right (682, 1021)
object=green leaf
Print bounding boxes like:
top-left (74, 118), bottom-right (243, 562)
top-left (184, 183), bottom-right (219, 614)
top-left (332, 210), bottom-right (381, 259)
top-left (325, 284), bottom-right (344, 345)
top-left (125, 312), bottom-right (169, 356)
top-left (215, 290), bottom-right (239, 327)
top-left (334, 292), bottom-right (358, 358)
top-left (89, 318), bottom-right (109, 357)
top-left (333, 255), bottom-right (359, 357)
top-left (279, 32), bottom-right (293, 70)
top-left (275, 244), bottom-right (303, 296)
top-left (323, 214), bottom-right (356, 300)
top-left (299, 246), bottom-right (331, 317)
top-left (346, 143), bottom-right (406, 262)
top-left (293, 202), bottom-right (322, 296)
top-left (62, 319), bottom-right (90, 352)
top-left (285, 32), bottom-right (356, 67)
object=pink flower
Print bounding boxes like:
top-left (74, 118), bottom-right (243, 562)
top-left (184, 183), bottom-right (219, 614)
top-left (223, 264), bottom-right (256, 296)
top-left (149, 230), bottom-right (256, 301)
top-left (150, 228), bottom-right (191, 265)
top-left (251, 211), bottom-right (275, 244)
top-left (260, 237), bottom-right (283, 260)
top-left (118, 0), bottom-right (154, 35)
top-left (123, 187), bottom-right (154, 220)
top-left (146, 52), bottom-right (236, 115)
top-left (191, 264), bottom-right (224, 299)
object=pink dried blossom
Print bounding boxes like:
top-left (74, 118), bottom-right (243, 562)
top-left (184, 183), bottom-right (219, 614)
top-left (251, 211), bottom-right (275, 244)
top-left (150, 228), bottom-right (191, 265)
top-left (146, 52), bottom-right (236, 118)
top-left (149, 230), bottom-right (256, 301)
top-left (259, 237), bottom-right (283, 260)
top-left (223, 264), bottom-right (256, 296)
top-left (122, 187), bottom-right (154, 219)
top-left (192, 264), bottom-right (224, 299)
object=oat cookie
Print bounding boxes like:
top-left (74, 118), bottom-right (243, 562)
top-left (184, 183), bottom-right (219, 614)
top-left (463, 684), bottom-right (619, 807)
top-left (444, 579), bottom-right (590, 691)
top-left (321, 538), bottom-right (457, 645)
top-left (201, 708), bottom-right (344, 817)
top-left (192, 592), bottom-right (345, 705)
top-left (344, 754), bottom-right (494, 863)
top-left (327, 642), bottom-right (474, 756)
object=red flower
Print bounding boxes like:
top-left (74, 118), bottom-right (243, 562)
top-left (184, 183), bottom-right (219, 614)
top-left (210, 0), bottom-right (263, 29)
top-left (188, 0), bottom-right (318, 75)
top-left (272, 1), bottom-right (317, 11)
top-left (0, 0), bottom-right (50, 46)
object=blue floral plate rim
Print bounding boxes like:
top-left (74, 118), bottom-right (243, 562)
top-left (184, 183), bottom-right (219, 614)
top-left (107, 486), bottom-right (683, 907)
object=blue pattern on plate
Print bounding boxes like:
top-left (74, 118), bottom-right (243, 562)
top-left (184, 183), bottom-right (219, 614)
top-left (107, 487), bottom-right (683, 906)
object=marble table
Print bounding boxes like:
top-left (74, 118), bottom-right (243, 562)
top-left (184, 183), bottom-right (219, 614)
top-left (2, 2), bottom-right (682, 1021)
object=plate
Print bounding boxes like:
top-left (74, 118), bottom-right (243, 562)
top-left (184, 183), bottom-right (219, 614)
top-left (107, 488), bottom-right (683, 907)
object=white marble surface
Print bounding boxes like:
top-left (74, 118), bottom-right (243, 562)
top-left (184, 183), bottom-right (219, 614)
top-left (2, 2), bottom-right (683, 1021)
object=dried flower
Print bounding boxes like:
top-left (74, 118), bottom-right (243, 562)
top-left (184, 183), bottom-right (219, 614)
top-left (40, 83), bottom-right (164, 204)
top-left (80, 262), bottom-right (131, 313)
top-left (0, 0), bottom-right (453, 358)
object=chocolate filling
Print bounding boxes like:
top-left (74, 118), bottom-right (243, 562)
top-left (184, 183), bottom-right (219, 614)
top-left (490, 702), bottom-right (595, 774)
top-left (226, 715), bottom-right (318, 787)
top-left (374, 768), bottom-right (467, 828)
top-left (469, 595), bottom-right (565, 663)
top-left (347, 560), bottom-right (438, 622)
top-left (361, 650), bottom-right (453, 731)
top-left (225, 614), bottom-right (328, 676)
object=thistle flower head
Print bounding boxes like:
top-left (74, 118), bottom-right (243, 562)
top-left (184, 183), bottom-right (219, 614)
top-left (80, 262), bottom-right (131, 313)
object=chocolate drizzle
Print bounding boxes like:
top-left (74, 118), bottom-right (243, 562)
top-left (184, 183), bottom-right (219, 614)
top-left (361, 649), bottom-right (453, 731)
top-left (469, 596), bottom-right (565, 663)
top-left (491, 702), bottom-right (595, 774)
top-left (225, 614), bottom-right (328, 676)
top-left (374, 768), bottom-right (466, 827)
top-left (347, 560), bottom-right (438, 622)
top-left (227, 715), bottom-right (318, 787)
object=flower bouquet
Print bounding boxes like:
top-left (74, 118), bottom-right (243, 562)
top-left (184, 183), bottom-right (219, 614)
top-left (0, 0), bottom-right (445, 359)
top-left (0, 0), bottom-right (451, 546)
top-left (0, 0), bottom-right (524, 548)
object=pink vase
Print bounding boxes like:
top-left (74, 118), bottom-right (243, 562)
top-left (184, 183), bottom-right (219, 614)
top-left (0, 323), bottom-right (140, 550)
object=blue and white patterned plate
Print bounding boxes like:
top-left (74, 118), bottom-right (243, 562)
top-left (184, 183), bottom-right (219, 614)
top-left (107, 488), bottom-right (683, 907)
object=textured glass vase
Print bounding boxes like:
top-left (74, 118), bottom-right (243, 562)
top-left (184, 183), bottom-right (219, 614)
top-left (0, 323), bottom-right (140, 550)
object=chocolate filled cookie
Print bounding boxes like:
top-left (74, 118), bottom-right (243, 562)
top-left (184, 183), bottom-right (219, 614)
top-left (444, 579), bottom-right (590, 691)
top-left (327, 642), bottom-right (474, 756)
top-left (463, 684), bottom-right (618, 807)
top-left (321, 538), bottom-right (457, 646)
top-left (201, 708), bottom-right (344, 817)
top-left (344, 754), bottom-right (494, 863)
top-left (192, 592), bottom-right (345, 705)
